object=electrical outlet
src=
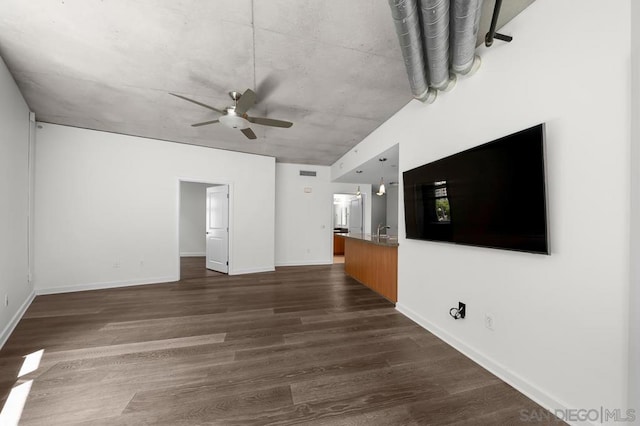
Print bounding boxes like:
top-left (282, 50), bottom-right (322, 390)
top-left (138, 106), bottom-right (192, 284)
top-left (485, 313), bottom-right (494, 330)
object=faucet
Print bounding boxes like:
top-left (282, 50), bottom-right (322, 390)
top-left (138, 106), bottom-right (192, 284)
top-left (377, 224), bottom-right (391, 239)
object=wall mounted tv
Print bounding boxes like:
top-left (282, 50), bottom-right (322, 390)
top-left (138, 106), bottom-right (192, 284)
top-left (403, 123), bottom-right (548, 254)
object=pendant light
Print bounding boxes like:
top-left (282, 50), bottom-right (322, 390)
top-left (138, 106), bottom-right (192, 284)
top-left (377, 178), bottom-right (386, 196)
top-left (376, 158), bottom-right (387, 196)
top-left (356, 185), bottom-right (362, 198)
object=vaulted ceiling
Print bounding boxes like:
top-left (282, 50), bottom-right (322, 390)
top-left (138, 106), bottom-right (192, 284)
top-left (0, 0), bottom-right (534, 166)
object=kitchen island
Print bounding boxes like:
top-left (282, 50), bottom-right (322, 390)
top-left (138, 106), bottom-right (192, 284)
top-left (339, 233), bottom-right (398, 303)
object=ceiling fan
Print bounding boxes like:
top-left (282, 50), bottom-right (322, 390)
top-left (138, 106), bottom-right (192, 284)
top-left (170, 89), bottom-right (293, 140)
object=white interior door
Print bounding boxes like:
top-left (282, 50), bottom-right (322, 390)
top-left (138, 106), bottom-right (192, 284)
top-left (206, 185), bottom-right (229, 273)
top-left (348, 195), bottom-right (364, 234)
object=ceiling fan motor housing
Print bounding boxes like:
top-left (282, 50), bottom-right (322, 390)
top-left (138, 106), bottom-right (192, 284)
top-left (220, 110), bottom-right (250, 130)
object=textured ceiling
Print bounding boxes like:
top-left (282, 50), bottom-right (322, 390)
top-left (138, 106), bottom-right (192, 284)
top-left (0, 0), bottom-right (534, 166)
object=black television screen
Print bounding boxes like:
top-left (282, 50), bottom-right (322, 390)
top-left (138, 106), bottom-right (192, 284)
top-left (403, 124), bottom-right (548, 254)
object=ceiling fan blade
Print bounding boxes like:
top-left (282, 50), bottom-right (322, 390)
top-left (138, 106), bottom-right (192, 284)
top-left (235, 89), bottom-right (256, 115)
top-left (241, 127), bottom-right (257, 140)
top-left (169, 93), bottom-right (224, 114)
top-left (191, 119), bottom-right (219, 127)
top-left (256, 74), bottom-right (279, 104)
top-left (247, 116), bottom-right (293, 128)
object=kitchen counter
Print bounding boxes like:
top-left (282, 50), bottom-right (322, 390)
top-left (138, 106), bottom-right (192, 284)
top-left (336, 233), bottom-right (399, 247)
top-left (340, 233), bottom-right (398, 303)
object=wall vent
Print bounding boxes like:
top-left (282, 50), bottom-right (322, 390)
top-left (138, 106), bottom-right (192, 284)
top-left (299, 170), bottom-right (317, 177)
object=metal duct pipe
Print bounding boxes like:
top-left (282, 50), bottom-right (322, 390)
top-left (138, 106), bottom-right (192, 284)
top-left (388, 0), bottom-right (436, 103)
top-left (451, 0), bottom-right (484, 74)
top-left (420, 0), bottom-right (452, 91)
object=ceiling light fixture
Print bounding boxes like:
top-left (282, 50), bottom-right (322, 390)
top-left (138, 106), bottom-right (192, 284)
top-left (377, 178), bottom-right (386, 196)
top-left (377, 157), bottom-right (387, 196)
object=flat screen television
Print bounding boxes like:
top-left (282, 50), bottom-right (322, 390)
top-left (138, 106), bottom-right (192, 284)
top-left (403, 123), bottom-right (548, 254)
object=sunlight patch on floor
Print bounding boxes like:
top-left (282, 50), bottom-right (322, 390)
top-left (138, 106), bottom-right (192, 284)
top-left (0, 380), bottom-right (33, 426)
top-left (18, 349), bottom-right (44, 378)
top-left (0, 349), bottom-right (45, 425)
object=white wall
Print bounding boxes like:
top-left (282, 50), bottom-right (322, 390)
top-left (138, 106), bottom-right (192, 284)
top-left (34, 124), bottom-right (275, 293)
top-left (370, 189), bottom-right (387, 234)
top-left (0, 56), bottom-right (35, 347)
top-left (275, 163), bottom-right (371, 266)
top-left (179, 182), bottom-right (210, 256)
top-left (332, 0), bottom-right (631, 419)
top-left (386, 184), bottom-right (399, 236)
top-left (630, 0), bottom-right (640, 420)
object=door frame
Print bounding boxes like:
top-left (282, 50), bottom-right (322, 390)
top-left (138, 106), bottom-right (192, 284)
top-left (176, 178), bottom-right (234, 279)
top-left (331, 191), bottom-right (366, 262)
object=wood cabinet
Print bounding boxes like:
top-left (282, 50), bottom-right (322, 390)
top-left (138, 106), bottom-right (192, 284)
top-left (333, 234), bottom-right (345, 255)
top-left (344, 237), bottom-right (397, 303)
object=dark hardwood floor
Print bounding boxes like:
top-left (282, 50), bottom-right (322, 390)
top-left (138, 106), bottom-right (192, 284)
top-left (0, 260), bottom-right (556, 425)
top-left (179, 256), bottom-right (225, 280)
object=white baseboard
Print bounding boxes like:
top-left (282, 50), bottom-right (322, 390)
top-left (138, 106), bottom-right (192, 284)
top-left (395, 302), bottom-right (589, 426)
top-left (180, 252), bottom-right (205, 257)
top-left (229, 266), bottom-right (275, 276)
top-left (35, 276), bottom-right (178, 295)
top-left (275, 259), bottom-right (333, 267)
top-left (0, 290), bottom-right (35, 349)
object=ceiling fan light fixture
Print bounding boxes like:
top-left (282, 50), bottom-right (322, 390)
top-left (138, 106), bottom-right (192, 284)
top-left (219, 112), bottom-right (250, 130)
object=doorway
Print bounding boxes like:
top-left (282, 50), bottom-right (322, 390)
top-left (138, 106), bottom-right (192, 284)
top-left (178, 181), bottom-right (230, 279)
top-left (332, 192), bottom-right (364, 264)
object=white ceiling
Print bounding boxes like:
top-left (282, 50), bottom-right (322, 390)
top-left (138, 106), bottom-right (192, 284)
top-left (0, 0), bottom-right (534, 166)
top-left (335, 144), bottom-right (400, 188)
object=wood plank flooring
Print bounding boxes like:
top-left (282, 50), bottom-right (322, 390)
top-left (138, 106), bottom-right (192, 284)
top-left (0, 260), bottom-right (557, 425)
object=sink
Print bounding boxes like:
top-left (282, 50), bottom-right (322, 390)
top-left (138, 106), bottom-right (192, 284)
top-left (374, 234), bottom-right (397, 243)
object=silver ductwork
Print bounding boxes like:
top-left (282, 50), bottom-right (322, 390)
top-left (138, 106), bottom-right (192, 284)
top-left (388, 0), bottom-right (484, 102)
top-left (388, 0), bottom-right (436, 103)
top-left (451, 0), bottom-right (483, 74)
top-left (420, 0), bottom-right (451, 90)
